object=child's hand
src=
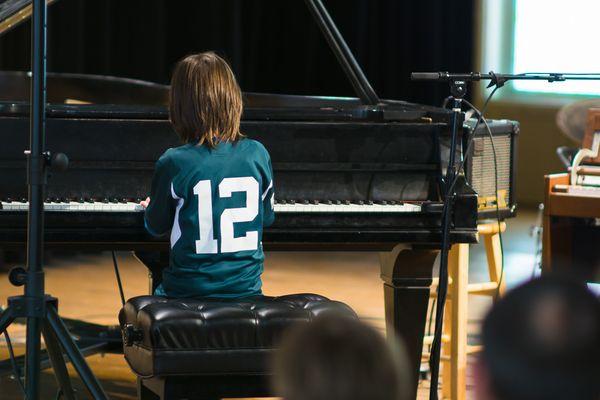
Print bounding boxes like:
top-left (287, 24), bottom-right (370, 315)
top-left (140, 197), bottom-right (150, 209)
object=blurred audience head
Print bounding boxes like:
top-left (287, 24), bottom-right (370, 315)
top-left (274, 315), bottom-right (410, 400)
top-left (477, 276), bottom-right (600, 400)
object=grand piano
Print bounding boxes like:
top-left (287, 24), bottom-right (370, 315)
top-left (0, 1), bottom-right (497, 398)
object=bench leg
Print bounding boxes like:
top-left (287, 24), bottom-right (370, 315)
top-left (140, 377), bottom-right (222, 400)
top-left (138, 377), bottom-right (161, 400)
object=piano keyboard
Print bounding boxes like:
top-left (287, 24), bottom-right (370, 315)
top-left (566, 185), bottom-right (600, 197)
top-left (554, 184), bottom-right (600, 198)
top-left (1, 201), bottom-right (145, 212)
top-left (274, 201), bottom-right (421, 213)
top-left (1, 200), bottom-right (422, 213)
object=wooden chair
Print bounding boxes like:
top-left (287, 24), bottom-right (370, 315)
top-left (424, 221), bottom-right (506, 400)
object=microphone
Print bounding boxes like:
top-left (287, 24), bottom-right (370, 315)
top-left (411, 72), bottom-right (484, 81)
top-left (410, 72), bottom-right (443, 81)
top-left (412, 71), bottom-right (600, 84)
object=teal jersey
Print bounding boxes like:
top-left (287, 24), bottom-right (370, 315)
top-left (144, 139), bottom-right (275, 298)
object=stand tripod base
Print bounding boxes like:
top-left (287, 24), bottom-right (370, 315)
top-left (0, 295), bottom-right (109, 400)
top-left (0, 315), bottom-right (120, 376)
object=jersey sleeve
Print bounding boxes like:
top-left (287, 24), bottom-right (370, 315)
top-left (144, 153), bottom-right (176, 237)
top-left (260, 150), bottom-right (275, 227)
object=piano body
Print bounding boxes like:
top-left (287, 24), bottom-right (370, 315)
top-left (0, 1), bottom-right (512, 397)
top-left (0, 74), bottom-right (478, 247)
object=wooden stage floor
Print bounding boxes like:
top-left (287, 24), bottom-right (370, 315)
top-left (0, 209), bottom-right (538, 399)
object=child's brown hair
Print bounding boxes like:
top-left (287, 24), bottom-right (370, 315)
top-left (169, 52), bottom-right (243, 147)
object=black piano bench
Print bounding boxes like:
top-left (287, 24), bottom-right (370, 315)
top-left (119, 294), bottom-right (356, 400)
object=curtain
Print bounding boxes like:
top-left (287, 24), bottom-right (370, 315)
top-left (0, 0), bottom-right (474, 106)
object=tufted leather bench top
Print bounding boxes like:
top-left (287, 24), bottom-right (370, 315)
top-left (119, 294), bottom-right (355, 378)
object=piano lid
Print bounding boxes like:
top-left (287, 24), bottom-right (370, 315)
top-left (0, 0), bottom-right (57, 36)
top-left (0, 0), bottom-right (381, 107)
top-left (0, 70), bottom-right (446, 122)
top-left (0, 1), bottom-right (451, 122)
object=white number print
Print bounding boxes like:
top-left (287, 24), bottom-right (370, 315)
top-left (193, 180), bottom-right (218, 254)
top-left (192, 177), bottom-right (259, 254)
top-left (219, 177), bottom-right (259, 253)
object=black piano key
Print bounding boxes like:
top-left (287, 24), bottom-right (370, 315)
top-left (5, 198), bottom-right (12, 203)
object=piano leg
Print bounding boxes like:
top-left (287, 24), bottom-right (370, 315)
top-left (380, 245), bottom-right (438, 399)
top-left (133, 251), bottom-right (169, 294)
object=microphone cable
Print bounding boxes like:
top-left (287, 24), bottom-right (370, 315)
top-left (2, 328), bottom-right (26, 398)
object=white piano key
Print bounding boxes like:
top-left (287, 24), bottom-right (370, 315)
top-left (2, 201), bottom-right (420, 213)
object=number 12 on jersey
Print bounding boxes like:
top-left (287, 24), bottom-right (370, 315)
top-left (192, 177), bottom-right (259, 254)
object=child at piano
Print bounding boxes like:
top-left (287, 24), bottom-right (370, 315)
top-left (140, 52), bottom-right (275, 298)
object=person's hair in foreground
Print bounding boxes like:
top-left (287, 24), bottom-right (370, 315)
top-left (478, 276), bottom-right (600, 400)
top-left (273, 315), bottom-right (410, 400)
top-left (169, 51), bottom-right (243, 147)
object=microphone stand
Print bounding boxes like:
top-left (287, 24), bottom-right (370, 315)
top-left (0, 1), bottom-right (108, 399)
top-left (411, 70), bottom-right (600, 400)
top-left (412, 71), bottom-right (600, 85)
